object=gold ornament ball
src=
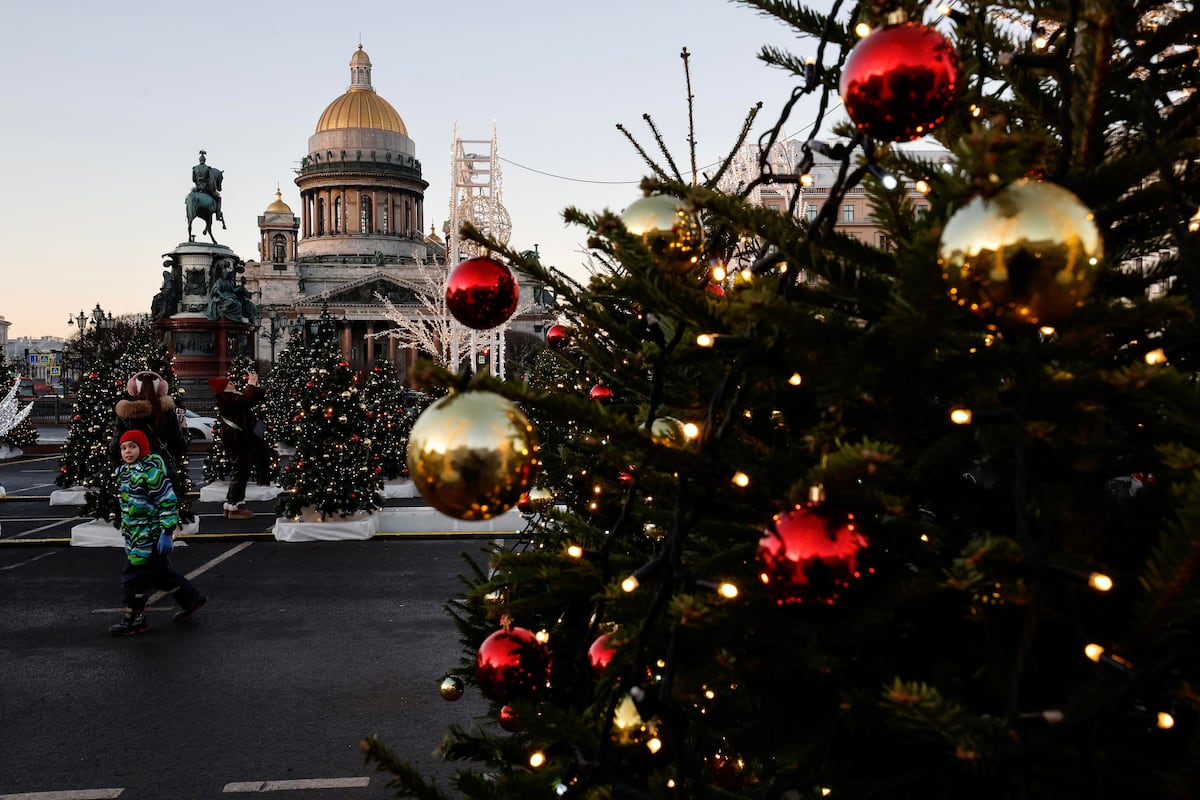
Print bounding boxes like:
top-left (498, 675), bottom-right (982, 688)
top-left (939, 179), bottom-right (1103, 325)
top-left (407, 391), bottom-right (540, 520)
top-left (440, 675), bottom-right (465, 701)
top-left (620, 194), bottom-right (703, 273)
top-left (527, 486), bottom-right (554, 512)
top-left (648, 417), bottom-right (686, 447)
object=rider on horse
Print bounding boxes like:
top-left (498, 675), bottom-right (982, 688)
top-left (192, 150), bottom-right (223, 220)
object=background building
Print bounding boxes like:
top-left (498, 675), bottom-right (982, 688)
top-left (242, 45), bottom-right (552, 379)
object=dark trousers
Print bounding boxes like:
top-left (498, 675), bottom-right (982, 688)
top-left (120, 549), bottom-right (200, 612)
top-left (225, 441), bottom-right (271, 506)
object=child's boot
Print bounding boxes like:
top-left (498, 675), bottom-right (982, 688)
top-left (108, 610), bottom-right (148, 636)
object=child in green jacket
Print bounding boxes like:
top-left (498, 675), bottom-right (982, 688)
top-left (108, 429), bottom-right (206, 636)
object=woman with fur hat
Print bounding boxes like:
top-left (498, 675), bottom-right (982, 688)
top-left (110, 370), bottom-right (192, 522)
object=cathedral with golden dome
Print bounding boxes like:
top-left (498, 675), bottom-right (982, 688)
top-left (238, 45), bottom-right (546, 377)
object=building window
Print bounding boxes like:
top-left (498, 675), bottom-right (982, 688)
top-left (806, 206), bottom-right (817, 223)
top-left (878, 233), bottom-right (891, 250)
top-left (382, 201), bottom-right (389, 234)
top-left (842, 204), bottom-right (855, 222)
top-left (360, 195), bottom-right (373, 233)
top-left (334, 197), bottom-right (342, 232)
top-left (272, 234), bottom-right (286, 263)
top-left (317, 198), bottom-right (326, 235)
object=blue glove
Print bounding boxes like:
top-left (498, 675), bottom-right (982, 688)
top-left (157, 531), bottom-right (174, 556)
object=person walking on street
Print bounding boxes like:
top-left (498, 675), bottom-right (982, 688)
top-left (108, 429), bottom-right (206, 636)
top-left (210, 373), bottom-right (269, 519)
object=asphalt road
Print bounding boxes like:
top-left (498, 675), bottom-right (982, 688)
top-left (0, 451), bottom-right (501, 800)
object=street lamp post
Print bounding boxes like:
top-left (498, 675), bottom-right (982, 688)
top-left (259, 307), bottom-right (286, 364)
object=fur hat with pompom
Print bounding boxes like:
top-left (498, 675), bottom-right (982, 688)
top-left (127, 371), bottom-right (169, 398)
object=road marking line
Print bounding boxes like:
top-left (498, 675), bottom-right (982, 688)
top-left (0, 789), bottom-right (124, 799)
top-left (91, 541), bottom-right (254, 613)
top-left (14, 518), bottom-right (84, 537)
top-left (0, 551), bottom-right (58, 571)
top-left (19, 469), bottom-right (59, 473)
top-left (222, 777), bottom-right (370, 792)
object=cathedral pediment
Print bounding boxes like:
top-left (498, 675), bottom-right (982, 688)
top-left (315, 271), bottom-right (431, 306)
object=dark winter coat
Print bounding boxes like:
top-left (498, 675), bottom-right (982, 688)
top-left (109, 396), bottom-right (189, 467)
top-left (214, 384), bottom-right (265, 453)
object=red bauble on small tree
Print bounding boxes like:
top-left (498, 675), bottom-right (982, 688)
top-left (445, 256), bottom-right (520, 330)
top-left (757, 505), bottom-right (869, 605)
top-left (545, 323), bottom-right (570, 349)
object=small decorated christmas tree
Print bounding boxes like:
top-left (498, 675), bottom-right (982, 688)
top-left (276, 356), bottom-right (384, 521)
top-left (361, 359), bottom-right (421, 480)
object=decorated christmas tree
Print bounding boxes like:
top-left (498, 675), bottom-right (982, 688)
top-left (362, 2), bottom-right (1200, 797)
top-left (259, 304), bottom-right (342, 446)
top-left (0, 351), bottom-right (37, 450)
top-left (276, 356), bottom-right (384, 521)
top-left (361, 359), bottom-right (422, 480)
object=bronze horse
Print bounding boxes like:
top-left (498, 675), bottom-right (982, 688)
top-left (185, 170), bottom-right (225, 243)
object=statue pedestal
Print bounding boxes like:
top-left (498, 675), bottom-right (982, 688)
top-left (155, 242), bottom-right (254, 406)
top-left (155, 315), bottom-right (254, 402)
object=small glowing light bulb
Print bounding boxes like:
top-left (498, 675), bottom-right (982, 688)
top-left (682, 422), bottom-right (700, 439)
top-left (800, 173), bottom-right (814, 187)
top-left (855, 22), bottom-right (872, 37)
top-left (566, 544), bottom-right (583, 559)
top-left (1087, 572), bottom-right (1113, 592)
top-left (1084, 643), bottom-right (1105, 663)
top-left (696, 333), bottom-right (715, 348)
top-left (536, 629), bottom-right (550, 644)
top-left (1145, 348), bottom-right (1168, 365)
top-left (950, 408), bottom-right (973, 425)
top-left (731, 471), bottom-right (750, 488)
top-left (529, 751), bottom-right (546, 768)
top-left (740, 268), bottom-right (753, 282)
top-left (788, 372), bottom-right (803, 386)
top-left (1157, 711), bottom-right (1176, 729)
top-left (646, 736), bottom-right (663, 753)
top-left (622, 576), bottom-right (639, 592)
top-left (712, 265), bottom-right (727, 282)
top-left (914, 179), bottom-right (931, 194)
top-left (880, 173), bottom-right (898, 190)
top-left (718, 582), bottom-right (738, 598)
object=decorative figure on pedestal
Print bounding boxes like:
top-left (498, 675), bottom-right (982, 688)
top-left (185, 149), bottom-right (226, 244)
top-left (205, 258), bottom-right (246, 322)
top-left (150, 265), bottom-right (180, 321)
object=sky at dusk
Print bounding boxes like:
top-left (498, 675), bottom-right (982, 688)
top-left (0, 0), bottom-right (841, 340)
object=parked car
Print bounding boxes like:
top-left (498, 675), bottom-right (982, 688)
top-left (181, 409), bottom-right (216, 442)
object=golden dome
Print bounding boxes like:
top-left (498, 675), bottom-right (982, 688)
top-left (265, 190), bottom-right (292, 213)
top-left (425, 224), bottom-right (443, 244)
top-left (315, 44), bottom-right (408, 135)
top-left (316, 89), bottom-right (407, 134)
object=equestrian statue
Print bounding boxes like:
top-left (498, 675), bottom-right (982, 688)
top-left (186, 149), bottom-right (226, 243)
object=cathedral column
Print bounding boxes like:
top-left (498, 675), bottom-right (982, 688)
top-left (365, 323), bottom-right (375, 364)
top-left (341, 324), bottom-right (352, 362)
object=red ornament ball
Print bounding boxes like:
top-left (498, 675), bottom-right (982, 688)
top-left (588, 634), bottom-right (618, 675)
top-left (498, 705), bottom-right (521, 732)
top-left (475, 625), bottom-right (551, 703)
top-left (707, 283), bottom-right (726, 298)
top-left (840, 22), bottom-right (960, 142)
top-left (445, 256), bottom-right (519, 330)
top-left (590, 383), bottom-right (614, 402)
top-left (757, 506), bottom-right (869, 605)
top-left (516, 492), bottom-right (533, 514)
top-left (545, 323), bottom-right (570, 349)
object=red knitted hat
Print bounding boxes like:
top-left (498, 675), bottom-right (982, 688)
top-left (119, 429), bottom-right (151, 458)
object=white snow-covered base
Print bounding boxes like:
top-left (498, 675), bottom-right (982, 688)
top-left (0, 444), bottom-right (24, 461)
top-left (272, 509), bottom-right (379, 542)
top-left (70, 519), bottom-right (197, 547)
top-left (380, 479), bottom-right (418, 499)
top-left (199, 481), bottom-right (283, 503)
top-left (375, 506), bottom-right (526, 535)
top-left (50, 487), bottom-right (89, 506)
